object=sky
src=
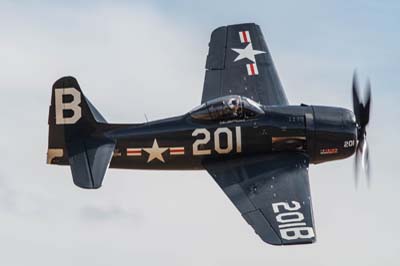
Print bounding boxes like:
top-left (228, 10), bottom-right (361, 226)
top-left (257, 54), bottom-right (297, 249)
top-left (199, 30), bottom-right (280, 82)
top-left (0, 1), bottom-right (399, 265)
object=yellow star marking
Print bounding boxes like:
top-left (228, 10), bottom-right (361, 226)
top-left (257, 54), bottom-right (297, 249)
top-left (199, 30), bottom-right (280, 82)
top-left (143, 139), bottom-right (168, 163)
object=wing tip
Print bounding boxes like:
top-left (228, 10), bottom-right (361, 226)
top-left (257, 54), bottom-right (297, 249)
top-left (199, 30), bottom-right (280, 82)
top-left (210, 22), bottom-right (260, 34)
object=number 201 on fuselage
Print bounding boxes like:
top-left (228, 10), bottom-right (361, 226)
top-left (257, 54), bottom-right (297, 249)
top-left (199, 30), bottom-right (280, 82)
top-left (192, 127), bottom-right (242, 156)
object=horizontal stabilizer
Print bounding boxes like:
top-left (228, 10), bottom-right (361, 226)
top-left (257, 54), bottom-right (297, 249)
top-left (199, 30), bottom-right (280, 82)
top-left (68, 137), bottom-right (115, 189)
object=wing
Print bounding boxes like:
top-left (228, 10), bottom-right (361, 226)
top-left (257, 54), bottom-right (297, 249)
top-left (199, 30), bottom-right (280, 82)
top-left (204, 152), bottom-right (316, 245)
top-left (201, 23), bottom-right (288, 106)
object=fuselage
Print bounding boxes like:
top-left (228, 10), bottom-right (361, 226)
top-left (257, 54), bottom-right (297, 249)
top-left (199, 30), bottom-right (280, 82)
top-left (101, 104), bottom-right (357, 170)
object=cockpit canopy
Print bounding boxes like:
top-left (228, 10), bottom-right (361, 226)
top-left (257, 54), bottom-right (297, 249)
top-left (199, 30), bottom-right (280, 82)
top-left (190, 95), bottom-right (264, 121)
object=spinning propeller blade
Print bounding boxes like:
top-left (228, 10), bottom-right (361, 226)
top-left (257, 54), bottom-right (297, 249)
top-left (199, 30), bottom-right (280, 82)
top-left (352, 72), bottom-right (372, 187)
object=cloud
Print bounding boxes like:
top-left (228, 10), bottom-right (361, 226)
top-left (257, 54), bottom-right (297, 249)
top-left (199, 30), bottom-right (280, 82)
top-left (0, 171), bottom-right (54, 217)
top-left (79, 205), bottom-right (143, 222)
top-left (0, 2), bottom-right (206, 121)
top-left (0, 172), bottom-right (19, 214)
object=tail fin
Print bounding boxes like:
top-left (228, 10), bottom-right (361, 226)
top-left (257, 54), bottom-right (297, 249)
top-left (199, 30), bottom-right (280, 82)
top-left (47, 76), bottom-right (115, 189)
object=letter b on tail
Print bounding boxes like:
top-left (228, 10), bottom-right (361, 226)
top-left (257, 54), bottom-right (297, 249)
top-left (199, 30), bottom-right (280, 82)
top-left (55, 88), bottom-right (82, 125)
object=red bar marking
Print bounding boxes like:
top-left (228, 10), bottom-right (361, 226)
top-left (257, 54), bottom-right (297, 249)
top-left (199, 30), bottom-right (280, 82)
top-left (242, 31), bottom-right (248, 43)
top-left (249, 64), bottom-right (255, 75)
top-left (170, 148), bottom-right (184, 152)
top-left (127, 150), bottom-right (141, 154)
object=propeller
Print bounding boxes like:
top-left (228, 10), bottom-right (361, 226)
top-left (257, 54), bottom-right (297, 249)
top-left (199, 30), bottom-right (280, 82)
top-left (352, 72), bottom-right (372, 187)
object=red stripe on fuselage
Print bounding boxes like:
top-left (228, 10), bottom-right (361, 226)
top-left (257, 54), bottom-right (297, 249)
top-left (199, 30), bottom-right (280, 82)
top-left (127, 150), bottom-right (141, 154)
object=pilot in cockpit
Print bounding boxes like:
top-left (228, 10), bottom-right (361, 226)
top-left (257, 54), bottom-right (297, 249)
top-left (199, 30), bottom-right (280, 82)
top-left (227, 97), bottom-right (242, 117)
top-left (190, 95), bottom-right (264, 121)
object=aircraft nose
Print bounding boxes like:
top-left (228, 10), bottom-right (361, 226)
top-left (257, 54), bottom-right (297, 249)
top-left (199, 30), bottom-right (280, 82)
top-left (341, 108), bottom-right (356, 127)
top-left (342, 109), bottom-right (358, 154)
top-left (343, 108), bottom-right (356, 124)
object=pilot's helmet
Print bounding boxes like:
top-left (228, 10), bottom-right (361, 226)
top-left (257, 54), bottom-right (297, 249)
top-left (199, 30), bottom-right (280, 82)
top-left (228, 97), bottom-right (241, 114)
top-left (227, 97), bottom-right (236, 108)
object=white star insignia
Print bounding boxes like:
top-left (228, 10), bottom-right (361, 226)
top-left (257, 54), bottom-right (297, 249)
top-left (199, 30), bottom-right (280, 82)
top-left (143, 139), bottom-right (168, 163)
top-left (231, 43), bottom-right (266, 63)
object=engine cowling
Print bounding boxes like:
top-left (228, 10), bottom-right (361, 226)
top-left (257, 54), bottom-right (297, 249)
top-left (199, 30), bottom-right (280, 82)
top-left (306, 106), bottom-right (357, 164)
